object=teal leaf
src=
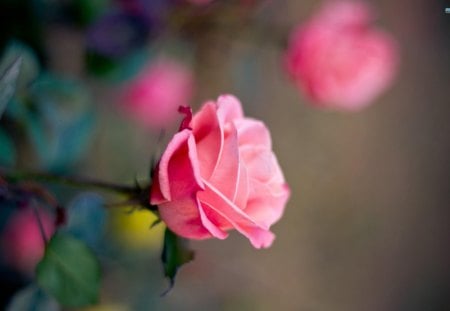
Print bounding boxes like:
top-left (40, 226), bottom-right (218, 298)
top-left (26, 74), bottom-right (95, 171)
top-left (6, 284), bottom-right (59, 311)
top-left (36, 233), bottom-right (101, 308)
top-left (63, 193), bottom-right (106, 248)
top-left (0, 127), bottom-right (16, 166)
top-left (0, 41), bottom-right (40, 91)
top-left (161, 228), bottom-right (194, 293)
top-left (0, 57), bottom-right (22, 118)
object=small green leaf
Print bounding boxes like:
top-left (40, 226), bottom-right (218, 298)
top-left (36, 233), bottom-right (101, 308)
top-left (161, 228), bottom-right (194, 293)
top-left (0, 57), bottom-right (22, 118)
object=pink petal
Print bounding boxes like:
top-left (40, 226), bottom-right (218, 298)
top-left (158, 198), bottom-right (212, 240)
top-left (232, 160), bottom-right (249, 209)
top-left (199, 202), bottom-right (231, 238)
top-left (235, 119), bottom-right (272, 149)
top-left (150, 129), bottom-right (203, 204)
top-left (199, 179), bottom-right (276, 248)
top-left (199, 179), bottom-right (265, 230)
top-left (240, 146), bottom-right (278, 184)
top-left (239, 225), bottom-right (275, 249)
top-left (192, 102), bottom-right (223, 179)
top-left (245, 182), bottom-right (290, 229)
top-left (216, 95), bottom-right (244, 123)
top-left (208, 122), bottom-right (241, 205)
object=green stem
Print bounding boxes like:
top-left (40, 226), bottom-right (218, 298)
top-left (0, 167), bottom-right (138, 195)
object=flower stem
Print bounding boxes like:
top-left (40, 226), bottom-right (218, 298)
top-left (32, 201), bottom-right (48, 245)
top-left (0, 167), bottom-right (138, 195)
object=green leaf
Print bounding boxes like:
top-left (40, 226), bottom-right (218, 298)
top-left (0, 57), bottom-right (22, 118)
top-left (36, 233), bottom-right (101, 308)
top-left (161, 228), bottom-right (194, 293)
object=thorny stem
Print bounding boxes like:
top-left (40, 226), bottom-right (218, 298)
top-left (0, 167), bottom-right (158, 212)
top-left (0, 167), bottom-right (138, 196)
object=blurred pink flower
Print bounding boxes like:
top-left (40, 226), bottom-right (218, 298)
top-left (151, 95), bottom-right (290, 248)
top-left (121, 59), bottom-right (195, 129)
top-left (2, 207), bottom-right (54, 274)
top-left (284, 1), bottom-right (399, 110)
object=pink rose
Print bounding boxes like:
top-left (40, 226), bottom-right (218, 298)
top-left (121, 59), bottom-right (195, 129)
top-left (150, 95), bottom-right (290, 248)
top-left (2, 207), bottom-right (54, 273)
top-left (284, 1), bottom-right (399, 110)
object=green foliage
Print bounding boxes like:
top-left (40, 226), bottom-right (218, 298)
top-left (6, 285), bottom-right (59, 311)
top-left (0, 127), bottom-right (16, 166)
top-left (85, 51), bottom-right (119, 78)
top-left (71, 0), bottom-right (110, 26)
top-left (0, 41), bottom-right (40, 91)
top-left (86, 49), bottom-right (151, 83)
top-left (36, 233), bottom-right (101, 308)
top-left (161, 228), bottom-right (195, 293)
top-left (0, 42), bottom-right (94, 171)
top-left (63, 192), bottom-right (107, 249)
top-left (0, 56), bottom-right (22, 118)
top-left (26, 74), bottom-right (95, 171)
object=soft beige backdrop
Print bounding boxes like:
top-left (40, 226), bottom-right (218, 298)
top-left (47, 0), bottom-right (449, 310)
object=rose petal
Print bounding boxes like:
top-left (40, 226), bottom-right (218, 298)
top-left (240, 146), bottom-right (278, 183)
top-left (216, 95), bottom-right (244, 123)
top-left (199, 202), bottom-right (231, 237)
top-left (150, 129), bottom-right (203, 204)
top-left (235, 119), bottom-right (272, 149)
top-left (232, 160), bottom-right (249, 209)
top-left (199, 179), bottom-right (266, 229)
top-left (158, 198), bottom-right (212, 240)
top-left (208, 122), bottom-right (241, 205)
top-left (192, 102), bottom-right (222, 179)
top-left (200, 190), bottom-right (276, 249)
top-left (245, 181), bottom-right (290, 229)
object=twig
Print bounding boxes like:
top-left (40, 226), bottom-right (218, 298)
top-left (0, 167), bottom-right (138, 195)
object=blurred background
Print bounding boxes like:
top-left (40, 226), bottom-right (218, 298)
top-left (0, 0), bottom-right (449, 310)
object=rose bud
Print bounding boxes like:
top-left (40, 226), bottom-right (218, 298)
top-left (284, 0), bottom-right (399, 110)
top-left (1, 207), bottom-right (54, 274)
top-left (151, 95), bottom-right (290, 248)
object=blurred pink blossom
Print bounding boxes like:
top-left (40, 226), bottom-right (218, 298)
top-left (284, 1), bottom-right (399, 110)
top-left (2, 207), bottom-right (54, 274)
top-left (121, 59), bottom-right (195, 129)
